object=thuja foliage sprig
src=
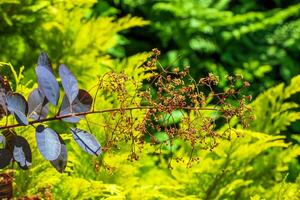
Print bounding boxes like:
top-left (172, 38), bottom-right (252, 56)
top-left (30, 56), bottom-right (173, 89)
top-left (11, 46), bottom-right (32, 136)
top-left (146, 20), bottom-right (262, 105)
top-left (0, 50), bottom-right (253, 172)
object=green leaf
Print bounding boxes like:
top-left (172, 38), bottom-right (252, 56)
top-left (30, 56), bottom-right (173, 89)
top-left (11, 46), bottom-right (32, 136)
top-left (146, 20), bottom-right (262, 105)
top-left (154, 132), bottom-right (169, 143)
top-left (158, 110), bottom-right (184, 126)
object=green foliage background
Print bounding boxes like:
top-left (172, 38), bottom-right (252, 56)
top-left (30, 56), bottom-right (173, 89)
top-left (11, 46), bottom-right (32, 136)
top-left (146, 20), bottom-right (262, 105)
top-left (0, 0), bottom-right (300, 199)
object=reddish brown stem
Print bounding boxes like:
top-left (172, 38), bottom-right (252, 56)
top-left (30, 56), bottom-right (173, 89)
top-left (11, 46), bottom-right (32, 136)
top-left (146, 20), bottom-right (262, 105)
top-left (0, 106), bottom-right (217, 130)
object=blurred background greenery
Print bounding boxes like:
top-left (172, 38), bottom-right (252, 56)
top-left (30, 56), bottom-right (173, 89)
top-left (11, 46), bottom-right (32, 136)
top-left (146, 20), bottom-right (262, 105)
top-left (0, 0), bottom-right (300, 199)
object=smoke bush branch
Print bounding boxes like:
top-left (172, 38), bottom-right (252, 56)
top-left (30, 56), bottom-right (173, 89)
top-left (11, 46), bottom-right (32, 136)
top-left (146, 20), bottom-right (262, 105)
top-left (0, 106), bottom-right (218, 130)
top-left (0, 49), bottom-right (254, 171)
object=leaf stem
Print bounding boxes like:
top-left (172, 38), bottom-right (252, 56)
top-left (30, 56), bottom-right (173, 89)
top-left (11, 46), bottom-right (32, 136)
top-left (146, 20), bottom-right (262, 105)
top-left (0, 106), bottom-right (217, 130)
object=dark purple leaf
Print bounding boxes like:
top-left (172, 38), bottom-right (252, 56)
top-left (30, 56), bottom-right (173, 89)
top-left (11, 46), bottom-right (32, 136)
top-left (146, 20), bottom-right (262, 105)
top-left (0, 75), bottom-right (11, 119)
top-left (70, 128), bottom-right (101, 156)
top-left (6, 93), bottom-right (28, 125)
top-left (36, 125), bottom-right (61, 161)
top-left (0, 75), bottom-right (12, 93)
top-left (37, 52), bottom-right (53, 74)
top-left (0, 149), bottom-right (12, 169)
top-left (14, 110), bottom-right (29, 126)
top-left (59, 89), bottom-right (92, 123)
top-left (28, 88), bottom-right (49, 120)
top-left (1, 130), bottom-right (14, 152)
top-left (59, 64), bottom-right (79, 104)
top-left (0, 88), bottom-right (7, 118)
top-left (50, 135), bottom-right (68, 173)
top-left (36, 65), bottom-right (60, 106)
top-left (13, 136), bottom-right (32, 170)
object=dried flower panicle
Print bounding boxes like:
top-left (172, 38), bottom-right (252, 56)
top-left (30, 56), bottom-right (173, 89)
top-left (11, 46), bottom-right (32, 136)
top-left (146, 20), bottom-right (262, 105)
top-left (95, 49), bottom-right (254, 165)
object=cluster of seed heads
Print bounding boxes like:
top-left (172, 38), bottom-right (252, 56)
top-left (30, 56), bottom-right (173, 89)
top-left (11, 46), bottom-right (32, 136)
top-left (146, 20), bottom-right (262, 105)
top-left (93, 49), bottom-right (253, 166)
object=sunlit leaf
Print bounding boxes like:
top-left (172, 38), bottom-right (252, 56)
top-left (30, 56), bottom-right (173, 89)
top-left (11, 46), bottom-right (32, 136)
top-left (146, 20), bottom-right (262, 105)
top-left (0, 149), bottom-right (12, 169)
top-left (158, 110), bottom-right (184, 126)
top-left (145, 131), bottom-right (169, 143)
top-left (6, 93), bottom-right (28, 125)
top-left (50, 135), bottom-right (68, 173)
top-left (59, 64), bottom-right (79, 104)
top-left (70, 128), bottom-right (101, 156)
top-left (36, 65), bottom-right (60, 106)
top-left (154, 132), bottom-right (169, 143)
top-left (59, 89), bottom-right (93, 123)
top-left (28, 88), bottom-right (49, 120)
top-left (13, 135), bottom-right (32, 170)
top-left (36, 125), bottom-right (61, 161)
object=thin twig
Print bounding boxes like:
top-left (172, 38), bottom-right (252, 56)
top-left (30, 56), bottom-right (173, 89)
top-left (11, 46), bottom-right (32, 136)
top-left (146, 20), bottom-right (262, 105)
top-left (0, 106), bottom-right (218, 130)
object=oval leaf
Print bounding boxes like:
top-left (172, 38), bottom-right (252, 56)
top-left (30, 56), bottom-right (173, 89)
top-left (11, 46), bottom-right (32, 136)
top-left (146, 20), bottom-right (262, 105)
top-left (6, 93), bottom-right (28, 125)
top-left (37, 52), bottom-right (53, 74)
top-left (36, 125), bottom-right (61, 161)
top-left (59, 64), bottom-right (79, 104)
top-left (59, 89), bottom-right (92, 123)
top-left (36, 66), bottom-right (60, 106)
top-left (0, 149), bottom-right (12, 169)
top-left (28, 88), bottom-right (49, 120)
top-left (6, 93), bottom-right (28, 114)
top-left (70, 128), bottom-right (101, 156)
top-left (14, 110), bottom-right (29, 126)
top-left (50, 135), bottom-right (68, 173)
top-left (13, 136), bottom-right (32, 170)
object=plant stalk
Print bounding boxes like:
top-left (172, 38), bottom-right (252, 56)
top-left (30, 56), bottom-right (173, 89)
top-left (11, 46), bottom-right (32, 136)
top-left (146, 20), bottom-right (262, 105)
top-left (0, 106), bottom-right (217, 130)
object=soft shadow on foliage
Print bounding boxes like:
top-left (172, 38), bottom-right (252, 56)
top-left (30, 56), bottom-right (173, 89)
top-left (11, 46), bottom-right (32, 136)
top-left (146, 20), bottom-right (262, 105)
top-left (0, 1), bottom-right (300, 200)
